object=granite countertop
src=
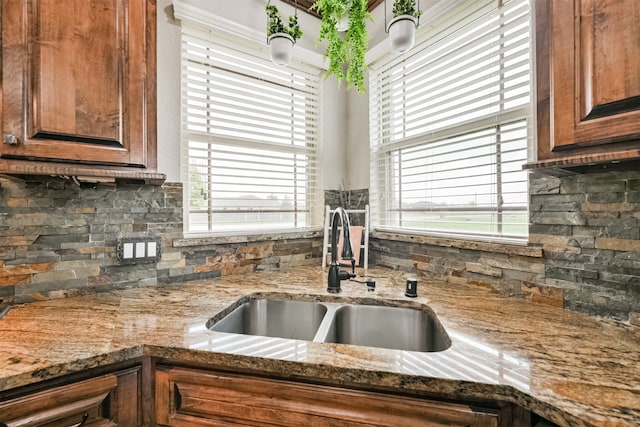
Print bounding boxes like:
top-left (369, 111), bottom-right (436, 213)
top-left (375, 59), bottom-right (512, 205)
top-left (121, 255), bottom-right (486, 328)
top-left (0, 266), bottom-right (638, 426)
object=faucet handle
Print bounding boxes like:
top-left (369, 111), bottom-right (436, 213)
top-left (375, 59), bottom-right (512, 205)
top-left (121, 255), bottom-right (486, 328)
top-left (339, 269), bottom-right (356, 280)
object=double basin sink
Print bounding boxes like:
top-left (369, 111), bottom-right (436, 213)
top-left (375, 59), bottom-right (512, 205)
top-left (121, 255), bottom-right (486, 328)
top-left (208, 298), bottom-right (451, 353)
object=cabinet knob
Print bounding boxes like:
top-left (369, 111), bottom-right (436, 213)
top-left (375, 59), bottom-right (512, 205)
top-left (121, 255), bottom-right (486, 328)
top-left (3, 134), bottom-right (18, 145)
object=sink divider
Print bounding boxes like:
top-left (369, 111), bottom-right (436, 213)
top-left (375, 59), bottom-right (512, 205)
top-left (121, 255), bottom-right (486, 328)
top-left (311, 303), bottom-right (341, 343)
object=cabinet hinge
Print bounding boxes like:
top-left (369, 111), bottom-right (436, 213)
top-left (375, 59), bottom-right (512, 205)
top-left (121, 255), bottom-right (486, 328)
top-left (3, 134), bottom-right (18, 145)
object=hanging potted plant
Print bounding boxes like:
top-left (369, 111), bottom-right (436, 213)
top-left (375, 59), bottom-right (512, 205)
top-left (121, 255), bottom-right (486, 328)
top-left (266, 3), bottom-right (303, 66)
top-left (334, 0), bottom-right (351, 32)
top-left (388, 0), bottom-right (422, 53)
top-left (311, 0), bottom-right (372, 93)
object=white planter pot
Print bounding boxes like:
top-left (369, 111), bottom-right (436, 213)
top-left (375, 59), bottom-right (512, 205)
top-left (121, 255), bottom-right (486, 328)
top-left (337, 14), bottom-right (349, 32)
top-left (268, 33), bottom-right (295, 66)
top-left (388, 15), bottom-right (417, 53)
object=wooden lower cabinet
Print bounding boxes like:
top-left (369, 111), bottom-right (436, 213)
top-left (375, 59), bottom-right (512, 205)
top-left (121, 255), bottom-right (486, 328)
top-left (0, 367), bottom-right (140, 427)
top-left (155, 366), bottom-right (521, 427)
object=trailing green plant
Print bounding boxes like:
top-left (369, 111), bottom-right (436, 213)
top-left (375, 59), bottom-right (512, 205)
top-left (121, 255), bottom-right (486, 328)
top-left (392, 0), bottom-right (423, 19)
top-left (311, 0), bottom-right (372, 93)
top-left (266, 3), bottom-right (303, 41)
top-left (288, 14), bottom-right (303, 40)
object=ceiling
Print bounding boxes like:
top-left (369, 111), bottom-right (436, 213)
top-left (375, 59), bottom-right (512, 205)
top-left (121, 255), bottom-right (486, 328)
top-left (280, 0), bottom-right (384, 18)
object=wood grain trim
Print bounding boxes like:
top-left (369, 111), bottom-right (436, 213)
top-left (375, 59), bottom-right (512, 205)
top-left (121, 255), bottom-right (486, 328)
top-left (1, 0), bottom-right (158, 169)
top-left (0, 158), bottom-right (166, 185)
top-left (550, 0), bottom-right (576, 150)
top-left (154, 369), bottom-right (172, 426)
top-left (145, 0), bottom-right (158, 170)
top-left (0, 374), bottom-right (117, 423)
top-left (524, 147), bottom-right (640, 170)
top-left (551, 0), bottom-right (640, 149)
top-left (156, 367), bottom-right (499, 426)
top-left (535, 0), bottom-right (552, 161)
top-left (2, 394), bottom-right (113, 427)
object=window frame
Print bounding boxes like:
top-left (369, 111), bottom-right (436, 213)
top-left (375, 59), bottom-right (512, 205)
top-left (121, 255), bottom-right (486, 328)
top-left (179, 24), bottom-right (323, 237)
top-left (369, 0), bottom-right (533, 244)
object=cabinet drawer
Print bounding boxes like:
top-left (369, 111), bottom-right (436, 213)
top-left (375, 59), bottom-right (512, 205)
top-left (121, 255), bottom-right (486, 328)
top-left (156, 366), bottom-right (501, 427)
top-left (0, 368), bottom-right (139, 427)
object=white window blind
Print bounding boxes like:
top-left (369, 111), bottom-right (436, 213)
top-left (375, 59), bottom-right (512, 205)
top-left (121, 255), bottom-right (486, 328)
top-left (180, 24), bottom-right (322, 234)
top-left (369, 0), bottom-right (532, 242)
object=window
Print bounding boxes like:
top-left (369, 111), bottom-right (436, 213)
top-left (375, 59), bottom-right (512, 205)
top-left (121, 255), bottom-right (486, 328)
top-left (369, 0), bottom-right (532, 242)
top-left (181, 24), bottom-right (322, 234)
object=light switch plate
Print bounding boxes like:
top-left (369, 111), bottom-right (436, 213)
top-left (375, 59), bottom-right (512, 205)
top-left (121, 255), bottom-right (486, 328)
top-left (123, 242), bottom-right (134, 259)
top-left (117, 237), bottom-right (162, 265)
top-left (135, 242), bottom-right (146, 258)
top-left (147, 241), bottom-right (157, 257)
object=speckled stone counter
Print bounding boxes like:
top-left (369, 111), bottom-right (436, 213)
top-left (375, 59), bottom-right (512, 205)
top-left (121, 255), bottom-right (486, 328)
top-left (0, 267), bottom-right (638, 426)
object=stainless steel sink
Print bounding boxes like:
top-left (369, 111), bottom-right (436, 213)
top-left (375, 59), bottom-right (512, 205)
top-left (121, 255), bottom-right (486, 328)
top-left (208, 297), bottom-right (451, 353)
top-left (209, 299), bottom-right (327, 341)
top-left (320, 305), bottom-right (451, 352)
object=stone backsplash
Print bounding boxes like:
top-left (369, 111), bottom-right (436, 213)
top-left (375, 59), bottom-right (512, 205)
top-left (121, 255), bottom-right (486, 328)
top-left (529, 170), bottom-right (640, 322)
top-left (2, 176), bottom-right (638, 323)
top-left (370, 171), bottom-right (640, 324)
top-left (369, 233), bottom-right (550, 303)
top-left (0, 177), bottom-right (181, 304)
top-left (0, 176), bottom-right (322, 304)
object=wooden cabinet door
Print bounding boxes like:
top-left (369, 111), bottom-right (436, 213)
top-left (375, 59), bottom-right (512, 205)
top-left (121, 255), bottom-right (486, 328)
top-left (0, 368), bottom-right (139, 427)
top-left (0, 0), bottom-right (156, 168)
top-left (156, 366), bottom-right (502, 427)
top-left (551, 0), bottom-right (640, 151)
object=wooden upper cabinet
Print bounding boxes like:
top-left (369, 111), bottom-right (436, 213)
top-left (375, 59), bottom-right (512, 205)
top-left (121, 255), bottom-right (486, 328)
top-left (533, 0), bottom-right (640, 167)
top-left (0, 0), bottom-right (157, 170)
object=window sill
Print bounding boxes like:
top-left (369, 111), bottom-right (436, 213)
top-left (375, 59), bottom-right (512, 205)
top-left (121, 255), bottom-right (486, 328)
top-left (174, 229), bottom-right (323, 248)
top-left (371, 230), bottom-right (543, 258)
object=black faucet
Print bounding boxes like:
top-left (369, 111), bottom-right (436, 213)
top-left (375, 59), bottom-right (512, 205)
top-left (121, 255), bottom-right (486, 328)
top-left (327, 207), bottom-right (356, 293)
